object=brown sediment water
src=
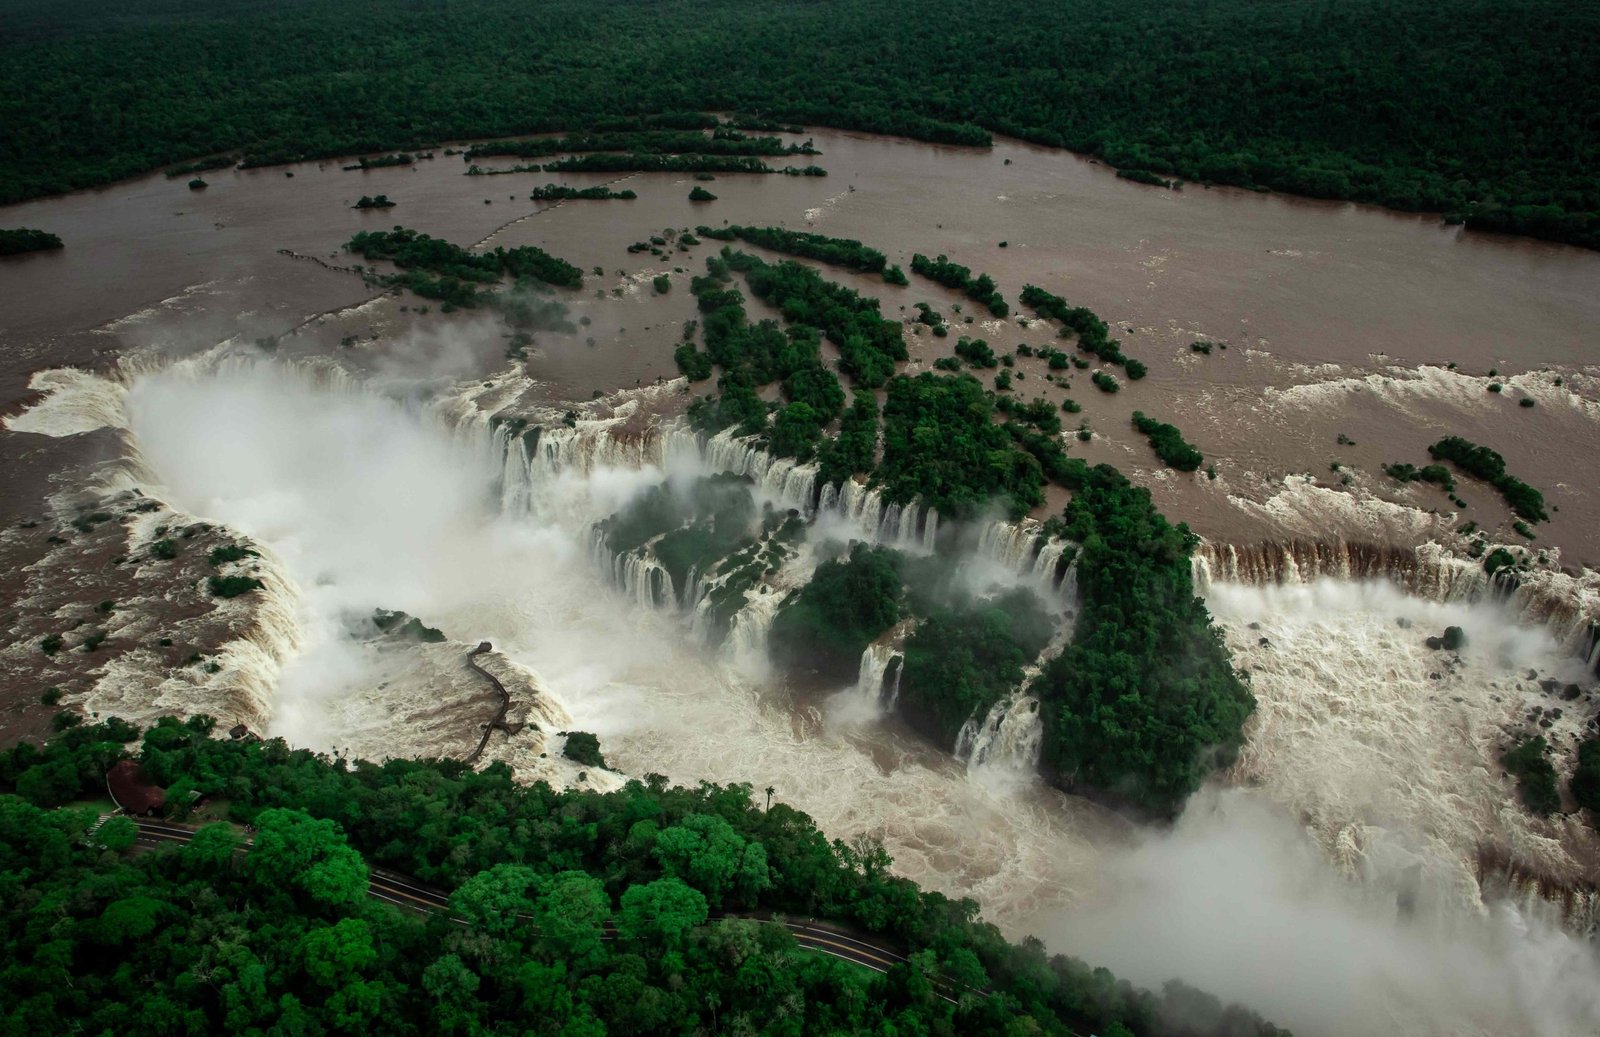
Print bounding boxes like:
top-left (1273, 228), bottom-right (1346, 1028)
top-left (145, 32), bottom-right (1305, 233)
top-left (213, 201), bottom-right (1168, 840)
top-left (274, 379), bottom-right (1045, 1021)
top-left (4, 126), bottom-right (1597, 561)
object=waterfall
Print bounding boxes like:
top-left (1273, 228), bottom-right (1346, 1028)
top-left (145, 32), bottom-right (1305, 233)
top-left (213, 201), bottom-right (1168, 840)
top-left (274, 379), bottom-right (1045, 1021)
top-left (976, 517), bottom-right (1079, 598)
top-left (955, 694), bottom-right (1044, 774)
top-left (1195, 538), bottom-right (1600, 668)
top-left (704, 428), bottom-right (819, 514)
top-left (726, 595), bottom-right (779, 658)
top-left (854, 643), bottom-right (903, 705)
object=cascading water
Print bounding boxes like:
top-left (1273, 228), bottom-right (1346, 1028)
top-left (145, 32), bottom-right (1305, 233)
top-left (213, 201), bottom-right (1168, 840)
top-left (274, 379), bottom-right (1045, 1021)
top-left (956, 694), bottom-right (1045, 775)
top-left (1194, 538), bottom-right (1600, 667)
top-left (854, 642), bottom-right (900, 705)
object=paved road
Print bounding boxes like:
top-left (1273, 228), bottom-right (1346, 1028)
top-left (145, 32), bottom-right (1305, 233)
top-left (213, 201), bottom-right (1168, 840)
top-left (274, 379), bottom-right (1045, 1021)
top-left (130, 818), bottom-right (922, 982)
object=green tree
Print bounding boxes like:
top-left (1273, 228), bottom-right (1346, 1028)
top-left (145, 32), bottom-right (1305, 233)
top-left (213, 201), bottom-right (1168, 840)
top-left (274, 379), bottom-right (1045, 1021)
top-left (97, 815), bottom-right (138, 852)
top-left (534, 870), bottom-right (611, 961)
top-left (617, 877), bottom-right (708, 947)
top-left (653, 813), bottom-right (771, 905)
top-left (300, 918), bottom-right (377, 987)
top-left (248, 807), bottom-right (369, 908)
top-left (450, 862), bottom-right (540, 938)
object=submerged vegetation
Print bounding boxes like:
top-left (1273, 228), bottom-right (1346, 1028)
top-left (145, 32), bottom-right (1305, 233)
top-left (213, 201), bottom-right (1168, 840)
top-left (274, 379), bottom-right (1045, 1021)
top-left (699, 225), bottom-right (895, 278)
top-left (345, 227), bottom-right (582, 308)
top-left (911, 253), bottom-right (1008, 317)
top-left (1426, 436), bottom-right (1547, 522)
top-left (1131, 412), bottom-right (1204, 472)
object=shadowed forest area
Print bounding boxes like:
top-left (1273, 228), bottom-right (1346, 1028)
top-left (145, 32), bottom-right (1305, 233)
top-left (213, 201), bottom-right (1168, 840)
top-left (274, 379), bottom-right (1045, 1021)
top-left (1, 0), bottom-right (1596, 247)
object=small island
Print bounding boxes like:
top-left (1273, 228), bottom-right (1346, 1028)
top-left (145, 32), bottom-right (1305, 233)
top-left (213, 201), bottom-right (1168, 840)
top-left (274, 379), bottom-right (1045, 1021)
top-left (0, 227), bottom-right (63, 255)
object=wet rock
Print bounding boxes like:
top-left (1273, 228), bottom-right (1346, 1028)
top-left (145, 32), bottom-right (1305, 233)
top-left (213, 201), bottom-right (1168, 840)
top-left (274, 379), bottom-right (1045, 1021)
top-left (1540, 678), bottom-right (1562, 694)
top-left (1540, 718), bottom-right (1554, 729)
top-left (1526, 668), bottom-right (1539, 681)
top-left (1425, 636), bottom-right (1444, 650)
top-left (1248, 621), bottom-right (1261, 630)
top-left (1257, 637), bottom-right (1271, 647)
top-left (1396, 617), bottom-right (1413, 629)
top-left (1563, 684), bottom-right (1583, 701)
top-left (1430, 672), bottom-right (1443, 680)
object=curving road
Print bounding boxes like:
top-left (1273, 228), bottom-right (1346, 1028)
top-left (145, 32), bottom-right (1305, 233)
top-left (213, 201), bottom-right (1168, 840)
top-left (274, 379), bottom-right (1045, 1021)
top-left (129, 818), bottom-right (925, 983)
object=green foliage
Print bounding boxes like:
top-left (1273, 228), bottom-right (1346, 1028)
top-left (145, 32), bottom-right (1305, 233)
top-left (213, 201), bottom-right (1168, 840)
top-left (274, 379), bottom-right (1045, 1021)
top-left (703, 224), bottom-right (891, 275)
top-left (652, 813), bottom-right (771, 905)
top-left (1502, 736), bottom-right (1561, 815)
top-left (1483, 547), bottom-right (1517, 576)
top-left (731, 249), bottom-right (906, 388)
top-left (954, 336), bottom-right (998, 368)
top-left (208, 575), bottom-right (265, 598)
top-left (562, 732), bottom-right (607, 769)
top-left (1571, 738), bottom-right (1600, 816)
top-left (652, 272), bottom-right (671, 294)
top-left (2, 0), bottom-right (1597, 248)
top-left (346, 226), bottom-right (582, 291)
top-left (878, 373), bottom-right (1045, 520)
top-left (0, 227), bottom-right (63, 254)
top-left (1091, 371), bottom-right (1120, 393)
top-left (0, 719), bottom-right (1291, 1037)
top-left (148, 537), bottom-right (178, 560)
top-left (249, 807), bottom-right (370, 908)
top-left (1031, 465), bottom-right (1255, 816)
top-left (1132, 411), bottom-right (1203, 471)
top-left (208, 543), bottom-right (256, 566)
top-left (911, 253), bottom-right (1008, 316)
top-left (899, 589), bottom-right (1054, 744)
top-left (1383, 462), bottom-right (1456, 493)
top-left (1117, 168), bottom-right (1177, 188)
top-left (372, 609), bottom-right (447, 643)
top-left (1020, 284), bottom-right (1137, 369)
top-left (815, 390), bottom-right (880, 486)
top-left (769, 543), bottom-right (903, 682)
top-left (688, 185), bottom-right (718, 201)
top-left (526, 183), bottom-right (635, 200)
top-left (466, 126), bottom-right (807, 160)
top-left (353, 193), bottom-right (395, 209)
top-left (1427, 436), bottom-right (1547, 522)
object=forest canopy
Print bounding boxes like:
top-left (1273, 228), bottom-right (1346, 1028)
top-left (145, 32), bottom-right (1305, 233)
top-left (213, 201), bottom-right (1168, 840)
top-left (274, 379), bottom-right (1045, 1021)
top-left (0, 0), bottom-right (1596, 248)
top-left (0, 715), bottom-right (1292, 1037)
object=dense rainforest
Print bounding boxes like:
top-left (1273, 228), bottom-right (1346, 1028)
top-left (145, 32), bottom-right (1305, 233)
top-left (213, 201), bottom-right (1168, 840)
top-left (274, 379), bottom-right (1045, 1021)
top-left (1, 0), bottom-right (1597, 248)
top-left (0, 715), bottom-right (1291, 1037)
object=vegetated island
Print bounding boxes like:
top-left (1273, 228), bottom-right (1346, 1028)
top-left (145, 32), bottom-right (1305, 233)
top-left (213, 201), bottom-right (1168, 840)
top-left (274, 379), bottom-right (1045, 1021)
top-left (2, 0), bottom-right (1594, 248)
top-left (662, 247), bottom-right (1255, 815)
top-left (0, 714), bottom-right (1291, 1037)
top-left (0, 227), bottom-right (64, 255)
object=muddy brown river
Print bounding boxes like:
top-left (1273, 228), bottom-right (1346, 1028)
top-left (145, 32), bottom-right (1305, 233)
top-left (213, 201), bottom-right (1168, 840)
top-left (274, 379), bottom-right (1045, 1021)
top-left (5, 126), bottom-right (1597, 563)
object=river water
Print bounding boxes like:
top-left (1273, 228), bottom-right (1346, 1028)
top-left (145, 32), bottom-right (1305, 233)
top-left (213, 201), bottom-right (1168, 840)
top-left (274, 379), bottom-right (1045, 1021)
top-left (4, 127), bottom-right (1599, 556)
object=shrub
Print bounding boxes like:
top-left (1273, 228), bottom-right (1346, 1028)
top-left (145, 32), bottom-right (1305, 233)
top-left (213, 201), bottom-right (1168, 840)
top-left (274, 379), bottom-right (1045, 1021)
top-left (562, 731), bottom-right (607, 768)
top-left (1503, 736), bottom-right (1560, 815)
top-left (1572, 738), bottom-right (1600, 815)
top-left (688, 186), bottom-right (717, 202)
top-left (1091, 371), bottom-right (1119, 393)
top-left (653, 273), bottom-right (671, 294)
top-left (208, 575), bottom-right (265, 598)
